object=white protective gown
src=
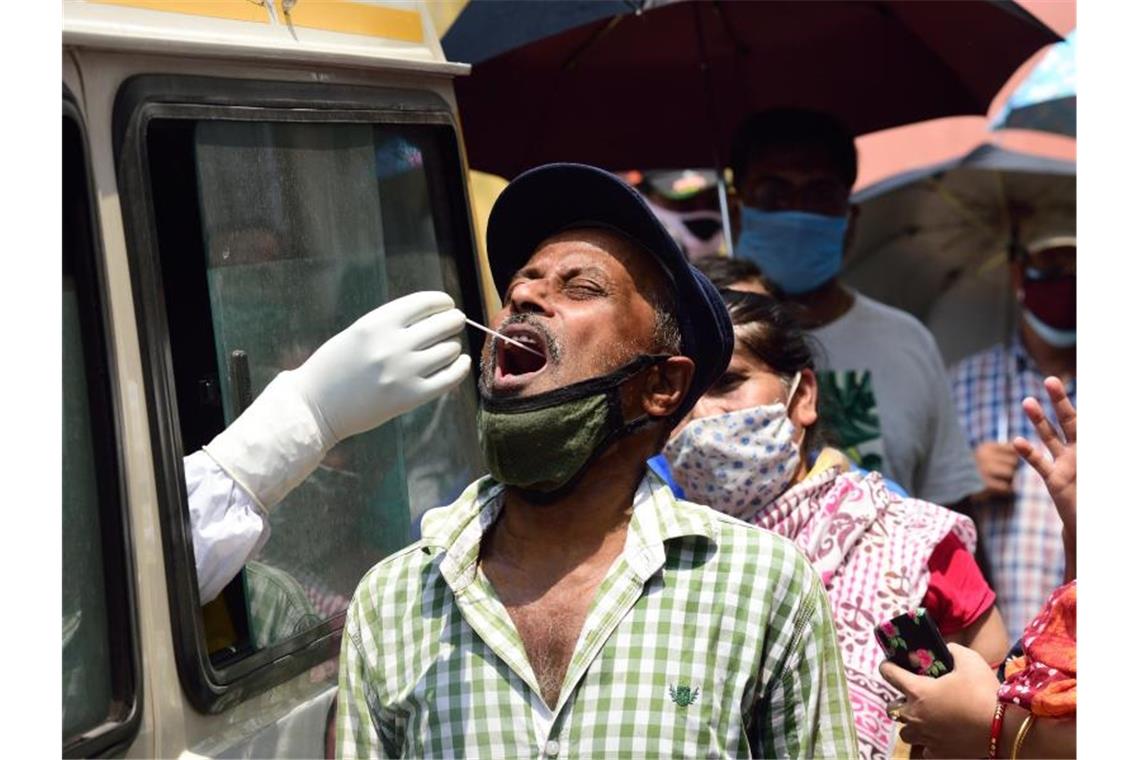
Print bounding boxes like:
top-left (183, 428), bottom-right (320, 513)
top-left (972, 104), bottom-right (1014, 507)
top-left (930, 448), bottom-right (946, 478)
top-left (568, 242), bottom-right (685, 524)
top-left (184, 450), bottom-right (267, 603)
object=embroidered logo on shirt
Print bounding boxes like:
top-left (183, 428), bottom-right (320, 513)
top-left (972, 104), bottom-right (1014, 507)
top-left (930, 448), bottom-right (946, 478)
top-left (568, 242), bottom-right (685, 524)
top-left (669, 684), bottom-right (700, 707)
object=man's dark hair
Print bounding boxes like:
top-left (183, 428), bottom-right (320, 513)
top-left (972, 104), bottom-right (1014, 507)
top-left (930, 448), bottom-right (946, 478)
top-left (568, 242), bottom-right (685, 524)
top-left (649, 286), bottom-right (682, 355)
top-left (647, 282), bottom-right (683, 448)
top-left (729, 108), bottom-right (858, 190)
top-left (719, 289), bottom-right (830, 454)
top-left (694, 256), bottom-right (781, 297)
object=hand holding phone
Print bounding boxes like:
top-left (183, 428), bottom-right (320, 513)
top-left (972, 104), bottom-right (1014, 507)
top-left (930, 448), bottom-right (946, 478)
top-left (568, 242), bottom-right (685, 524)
top-left (874, 608), bottom-right (954, 678)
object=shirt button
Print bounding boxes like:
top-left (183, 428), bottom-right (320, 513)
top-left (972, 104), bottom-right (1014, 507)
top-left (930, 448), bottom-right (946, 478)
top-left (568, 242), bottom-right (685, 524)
top-left (543, 739), bottom-right (560, 757)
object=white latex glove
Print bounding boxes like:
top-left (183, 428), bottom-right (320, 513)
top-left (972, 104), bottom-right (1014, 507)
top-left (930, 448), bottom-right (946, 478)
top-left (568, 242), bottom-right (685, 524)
top-left (203, 291), bottom-right (471, 511)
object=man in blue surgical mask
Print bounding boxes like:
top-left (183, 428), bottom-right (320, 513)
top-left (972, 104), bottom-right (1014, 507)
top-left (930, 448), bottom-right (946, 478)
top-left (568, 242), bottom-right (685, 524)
top-left (727, 109), bottom-right (983, 511)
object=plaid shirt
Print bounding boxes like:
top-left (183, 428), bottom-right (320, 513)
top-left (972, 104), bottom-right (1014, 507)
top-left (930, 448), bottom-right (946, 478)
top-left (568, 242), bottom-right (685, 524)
top-left (337, 473), bottom-right (858, 758)
top-left (243, 561), bottom-right (323, 650)
top-left (951, 332), bottom-right (1075, 636)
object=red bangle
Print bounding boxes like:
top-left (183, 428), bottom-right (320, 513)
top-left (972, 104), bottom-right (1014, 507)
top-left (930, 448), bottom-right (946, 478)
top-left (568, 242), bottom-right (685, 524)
top-left (988, 702), bottom-right (1008, 759)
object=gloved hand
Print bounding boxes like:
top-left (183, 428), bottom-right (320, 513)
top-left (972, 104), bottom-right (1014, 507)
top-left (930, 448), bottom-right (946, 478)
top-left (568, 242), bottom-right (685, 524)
top-left (203, 291), bottom-right (471, 510)
top-left (291, 291), bottom-right (470, 445)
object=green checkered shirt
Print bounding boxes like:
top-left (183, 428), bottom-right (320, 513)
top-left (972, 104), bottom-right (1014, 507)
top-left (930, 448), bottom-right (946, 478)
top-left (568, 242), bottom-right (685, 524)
top-left (244, 560), bottom-right (322, 651)
top-left (337, 473), bottom-right (858, 758)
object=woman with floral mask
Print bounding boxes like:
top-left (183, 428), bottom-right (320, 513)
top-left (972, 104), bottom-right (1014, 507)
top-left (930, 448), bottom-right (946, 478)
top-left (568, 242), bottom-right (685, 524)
top-left (662, 291), bottom-right (1010, 760)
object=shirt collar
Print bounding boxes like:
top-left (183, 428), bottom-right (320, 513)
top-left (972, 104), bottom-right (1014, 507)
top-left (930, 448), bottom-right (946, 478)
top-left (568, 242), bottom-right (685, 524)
top-left (421, 471), bottom-right (717, 592)
top-left (1009, 328), bottom-right (1077, 395)
top-left (624, 470), bottom-right (718, 580)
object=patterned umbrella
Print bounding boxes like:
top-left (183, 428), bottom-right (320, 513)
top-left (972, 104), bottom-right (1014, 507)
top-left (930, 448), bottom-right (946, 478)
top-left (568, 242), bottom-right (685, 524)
top-left (993, 29), bottom-right (1076, 136)
top-left (844, 143), bottom-right (1074, 365)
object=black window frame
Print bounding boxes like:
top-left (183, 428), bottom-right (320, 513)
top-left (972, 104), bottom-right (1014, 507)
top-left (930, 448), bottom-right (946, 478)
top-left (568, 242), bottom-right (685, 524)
top-left (62, 88), bottom-right (143, 758)
top-left (113, 74), bottom-right (487, 713)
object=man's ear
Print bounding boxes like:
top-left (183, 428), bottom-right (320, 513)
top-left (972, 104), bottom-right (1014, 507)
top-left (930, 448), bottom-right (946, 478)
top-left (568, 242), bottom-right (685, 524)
top-left (642, 356), bottom-right (696, 419)
top-left (789, 368), bottom-right (819, 429)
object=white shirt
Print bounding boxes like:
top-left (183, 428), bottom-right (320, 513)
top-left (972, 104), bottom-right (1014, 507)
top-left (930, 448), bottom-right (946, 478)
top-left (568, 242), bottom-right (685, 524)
top-left (184, 449), bottom-right (269, 603)
top-left (809, 290), bottom-right (983, 504)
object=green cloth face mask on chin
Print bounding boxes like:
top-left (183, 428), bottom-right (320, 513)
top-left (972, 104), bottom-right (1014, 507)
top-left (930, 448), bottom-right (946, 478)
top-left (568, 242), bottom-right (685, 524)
top-left (477, 354), bottom-right (671, 499)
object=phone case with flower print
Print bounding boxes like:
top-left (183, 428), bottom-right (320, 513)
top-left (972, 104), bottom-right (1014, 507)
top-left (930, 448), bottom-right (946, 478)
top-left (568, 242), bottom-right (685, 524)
top-left (874, 607), bottom-right (955, 678)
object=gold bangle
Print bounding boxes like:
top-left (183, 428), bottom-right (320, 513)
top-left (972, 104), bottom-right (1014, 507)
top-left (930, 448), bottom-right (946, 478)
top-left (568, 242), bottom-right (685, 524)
top-left (1010, 714), bottom-right (1037, 760)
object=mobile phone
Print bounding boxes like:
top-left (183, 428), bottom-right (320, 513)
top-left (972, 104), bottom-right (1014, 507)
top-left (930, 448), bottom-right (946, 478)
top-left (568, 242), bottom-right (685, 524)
top-left (874, 608), bottom-right (955, 678)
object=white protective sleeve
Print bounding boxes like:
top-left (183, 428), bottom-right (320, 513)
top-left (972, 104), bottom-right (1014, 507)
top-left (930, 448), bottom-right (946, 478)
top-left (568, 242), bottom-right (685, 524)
top-left (184, 449), bottom-right (270, 603)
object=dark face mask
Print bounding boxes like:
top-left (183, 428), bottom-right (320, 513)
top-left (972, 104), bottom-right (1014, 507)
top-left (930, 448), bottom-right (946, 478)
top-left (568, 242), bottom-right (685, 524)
top-left (476, 354), bottom-right (670, 500)
top-left (1022, 269), bottom-right (1077, 330)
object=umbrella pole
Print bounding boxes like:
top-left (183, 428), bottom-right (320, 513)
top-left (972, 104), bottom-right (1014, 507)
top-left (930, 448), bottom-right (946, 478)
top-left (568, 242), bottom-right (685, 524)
top-left (998, 331), bottom-right (1012, 444)
top-left (690, 2), bottom-right (735, 258)
top-left (997, 187), bottom-right (1027, 445)
top-left (718, 173), bottom-right (735, 257)
top-left (997, 230), bottom-right (1019, 445)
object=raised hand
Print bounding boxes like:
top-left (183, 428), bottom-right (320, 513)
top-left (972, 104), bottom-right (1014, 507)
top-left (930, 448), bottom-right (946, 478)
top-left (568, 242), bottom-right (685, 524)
top-left (1012, 376), bottom-right (1075, 574)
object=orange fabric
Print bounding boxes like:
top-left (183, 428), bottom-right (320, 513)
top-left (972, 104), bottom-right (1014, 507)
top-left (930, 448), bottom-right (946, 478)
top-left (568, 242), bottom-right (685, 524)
top-left (1034, 680), bottom-right (1077, 718)
top-left (998, 581), bottom-right (1076, 718)
top-left (1004, 654), bottom-right (1028, 679)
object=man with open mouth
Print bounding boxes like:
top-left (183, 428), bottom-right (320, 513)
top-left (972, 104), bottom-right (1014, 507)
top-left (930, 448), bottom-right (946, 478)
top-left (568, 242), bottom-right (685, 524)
top-left (337, 163), bottom-right (858, 758)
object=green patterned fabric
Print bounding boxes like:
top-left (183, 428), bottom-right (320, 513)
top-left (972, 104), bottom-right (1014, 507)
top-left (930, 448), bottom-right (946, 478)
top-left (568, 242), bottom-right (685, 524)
top-left (476, 390), bottom-right (613, 491)
top-left (244, 561), bottom-right (322, 650)
top-left (337, 473), bottom-right (858, 758)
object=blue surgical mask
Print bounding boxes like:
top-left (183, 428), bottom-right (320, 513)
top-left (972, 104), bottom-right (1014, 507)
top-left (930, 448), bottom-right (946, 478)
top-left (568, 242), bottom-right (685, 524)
top-left (735, 207), bottom-right (848, 295)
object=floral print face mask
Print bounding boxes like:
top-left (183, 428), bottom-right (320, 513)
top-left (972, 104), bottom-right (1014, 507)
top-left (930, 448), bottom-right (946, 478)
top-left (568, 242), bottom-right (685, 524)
top-left (664, 373), bottom-right (802, 519)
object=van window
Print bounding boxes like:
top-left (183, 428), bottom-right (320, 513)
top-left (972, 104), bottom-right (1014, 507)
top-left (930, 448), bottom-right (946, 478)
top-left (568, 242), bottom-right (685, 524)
top-left (144, 116), bottom-right (484, 657)
top-left (63, 108), bottom-right (138, 754)
top-left (62, 185), bottom-right (114, 741)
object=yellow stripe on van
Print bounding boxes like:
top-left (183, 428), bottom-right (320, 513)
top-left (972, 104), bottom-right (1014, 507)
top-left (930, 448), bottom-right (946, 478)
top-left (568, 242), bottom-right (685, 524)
top-left (277, 0), bottom-right (424, 44)
top-left (89, 0), bottom-right (271, 24)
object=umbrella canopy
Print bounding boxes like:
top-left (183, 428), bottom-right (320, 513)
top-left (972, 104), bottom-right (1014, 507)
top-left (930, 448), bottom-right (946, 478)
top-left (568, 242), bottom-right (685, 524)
top-left (448, 0), bottom-right (1060, 177)
top-left (443, 0), bottom-right (635, 65)
top-left (844, 143), bottom-right (1074, 364)
top-left (993, 28), bottom-right (1076, 136)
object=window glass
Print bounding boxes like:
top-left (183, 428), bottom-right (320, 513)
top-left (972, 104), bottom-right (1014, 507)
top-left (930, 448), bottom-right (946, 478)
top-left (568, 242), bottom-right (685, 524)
top-left (61, 116), bottom-right (116, 741)
top-left (62, 270), bottom-right (114, 737)
top-left (185, 119), bottom-right (482, 651)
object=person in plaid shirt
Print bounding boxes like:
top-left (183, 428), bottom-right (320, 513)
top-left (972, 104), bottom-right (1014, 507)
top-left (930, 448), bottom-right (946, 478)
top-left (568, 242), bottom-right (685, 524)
top-left (951, 235), bottom-right (1076, 637)
top-left (338, 163), bottom-right (858, 758)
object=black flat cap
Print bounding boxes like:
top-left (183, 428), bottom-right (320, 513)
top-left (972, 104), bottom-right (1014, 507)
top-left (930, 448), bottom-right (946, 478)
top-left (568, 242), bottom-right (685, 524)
top-left (486, 162), bottom-right (733, 424)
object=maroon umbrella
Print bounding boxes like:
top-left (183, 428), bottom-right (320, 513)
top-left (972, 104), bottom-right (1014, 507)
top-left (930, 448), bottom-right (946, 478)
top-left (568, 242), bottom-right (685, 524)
top-left (452, 0), bottom-right (1060, 178)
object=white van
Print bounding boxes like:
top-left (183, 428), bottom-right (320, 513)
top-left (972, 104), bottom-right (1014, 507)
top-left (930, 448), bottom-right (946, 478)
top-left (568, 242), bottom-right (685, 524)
top-left (62, 2), bottom-right (491, 755)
